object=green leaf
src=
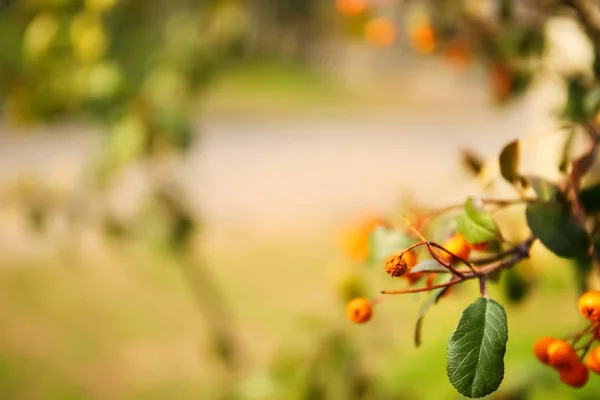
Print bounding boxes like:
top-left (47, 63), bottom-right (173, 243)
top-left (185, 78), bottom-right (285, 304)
top-left (503, 267), bottom-right (531, 305)
top-left (368, 226), bottom-right (413, 263)
top-left (499, 140), bottom-right (520, 184)
top-left (410, 259), bottom-right (448, 274)
top-left (525, 202), bottom-right (590, 259)
top-left (511, 69), bottom-right (533, 97)
top-left (457, 196), bottom-right (500, 244)
top-left (415, 274), bottom-right (453, 347)
top-left (447, 298), bottom-right (508, 398)
top-left (524, 176), bottom-right (562, 202)
top-left (562, 76), bottom-right (589, 123)
top-left (580, 182), bottom-right (600, 214)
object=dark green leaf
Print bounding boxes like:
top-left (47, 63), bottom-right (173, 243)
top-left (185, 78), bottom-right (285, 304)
top-left (580, 182), bottom-right (600, 214)
top-left (593, 232), bottom-right (600, 261)
top-left (525, 202), bottom-right (590, 259)
top-left (447, 298), bottom-right (508, 398)
top-left (562, 76), bottom-right (589, 123)
top-left (499, 140), bottom-right (520, 184)
top-left (368, 226), bottom-right (413, 263)
top-left (503, 267), bottom-right (531, 304)
top-left (457, 196), bottom-right (499, 244)
top-left (519, 29), bottom-right (545, 56)
top-left (415, 275), bottom-right (453, 347)
top-left (511, 70), bottom-right (533, 97)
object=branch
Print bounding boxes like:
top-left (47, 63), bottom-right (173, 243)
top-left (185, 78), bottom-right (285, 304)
top-left (381, 237), bottom-right (536, 296)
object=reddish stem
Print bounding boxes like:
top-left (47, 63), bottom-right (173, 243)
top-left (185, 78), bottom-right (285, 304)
top-left (381, 278), bottom-right (461, 295)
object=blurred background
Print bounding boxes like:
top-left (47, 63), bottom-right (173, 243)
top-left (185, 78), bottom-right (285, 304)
top-left (0, 0), bottom-right (598, 399)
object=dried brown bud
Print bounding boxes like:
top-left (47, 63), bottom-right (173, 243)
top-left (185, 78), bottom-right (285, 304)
top-left (385, 252), bottom-right (408, 277)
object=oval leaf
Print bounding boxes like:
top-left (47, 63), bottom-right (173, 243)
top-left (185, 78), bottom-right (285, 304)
top-left (503, 267), bottom-right (531, 305)
top-left (580, 182), bottom-right (600, 214)
top-left (410, 259), bottom-right (448, 274)
top-left (525, 202), bottom-right (590, 259)
top-left (447, 298), bottom-right (508, 398)
top-left (499, 140), bottom-right (520, 184)
top-left (457, 196), bottom-right (500, 244)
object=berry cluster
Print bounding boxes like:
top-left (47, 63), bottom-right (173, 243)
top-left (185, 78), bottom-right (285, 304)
top-left (345, 232), bottom-right (487, 324)
top-left (533, 291), bottom-right (600, 388)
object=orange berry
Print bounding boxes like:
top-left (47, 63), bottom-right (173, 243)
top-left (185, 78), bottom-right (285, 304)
top-left (439, 234), bottom-right (471, 264)
top-left (365, 17), bottom-right (396, 47)
top-left (533, 336), bottom-right (556, 365)
top-left (346, 297), bottom-right (373, 324)
top-left (409, 21), bottom-right (435, 54)
top-left (548, 340), bottom-right (579, 369)
top-left (559, 361), bottom-right (589, 388)
top-left (586, 346), bottom-right (600, 374)
top-left (336, 0), bottom-right (367, 16)
top-left (578, 291), bottom-right (600, 321)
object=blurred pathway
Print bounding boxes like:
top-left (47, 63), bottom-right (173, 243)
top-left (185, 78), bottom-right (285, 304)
top-left (0, 84), bottom-right (559, 242)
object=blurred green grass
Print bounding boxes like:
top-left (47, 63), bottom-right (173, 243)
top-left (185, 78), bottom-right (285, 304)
top-left (203, 61), bottom-right (359, 117)
top-left (0, 235), bottom-right (600, 399)
top-left (202, 60), bottom-right (448, 118)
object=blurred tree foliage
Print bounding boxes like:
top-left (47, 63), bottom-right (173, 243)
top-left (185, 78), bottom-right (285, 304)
top-left (0, 1), bottom-right (252, 395)
top-left (0, 0), bottom-right (254, 235)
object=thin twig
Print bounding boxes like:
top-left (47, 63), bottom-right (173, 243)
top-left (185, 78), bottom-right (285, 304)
top-left (381, 278), bottom-right (461, 295)
top-left (381, 237), bottom-right (536, 296)
top-left (570, 322), bottom-right (597, 346)
top-left (470, 236), bottom-right (536, 266)
top-left (579, 335), bottom-right (597, 362)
